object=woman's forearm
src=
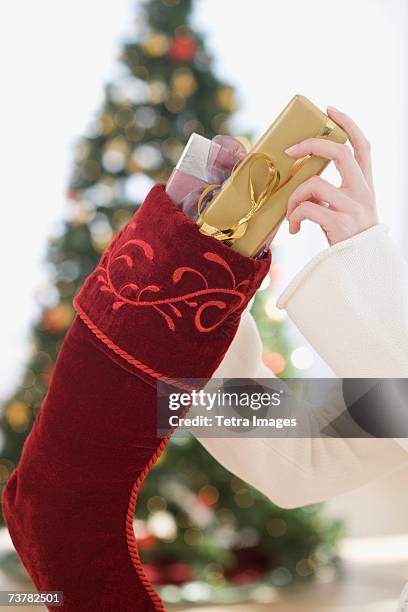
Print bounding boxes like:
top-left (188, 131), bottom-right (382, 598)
top-left (198, 290), bottom-right (408, 508)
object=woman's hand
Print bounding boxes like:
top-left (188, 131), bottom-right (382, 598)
top-left (284, 106), bottom-right (378, 245)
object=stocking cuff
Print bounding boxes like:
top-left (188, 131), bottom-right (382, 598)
top-left (74, 184), bottom-right (270, 382)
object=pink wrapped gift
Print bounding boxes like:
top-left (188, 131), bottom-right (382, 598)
top-left (166, 133), bottom-right (246, 220)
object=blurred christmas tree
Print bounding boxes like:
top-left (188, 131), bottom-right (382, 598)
top-left (0, 0), bottom-right (342, 601)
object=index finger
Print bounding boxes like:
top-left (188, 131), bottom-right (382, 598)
top-left (327, 106), bottom-right (374, 190)
top-left (285, 137), bottom-right (365, 190)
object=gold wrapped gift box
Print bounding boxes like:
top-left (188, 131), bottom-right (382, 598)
top-left (197, 95), bottom-right (348, 257)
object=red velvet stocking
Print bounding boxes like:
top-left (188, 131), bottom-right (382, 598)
top-left (2, 185), bottom-right (270, 611)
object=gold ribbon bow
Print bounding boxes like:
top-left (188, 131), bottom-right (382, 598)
top-left (197, 119), bottom-right (336, 243)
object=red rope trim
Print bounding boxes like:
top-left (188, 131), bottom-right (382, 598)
top-left (74, 298), bottom-right (193, 391)
top-left (125, 437), bottom-right (170, 612)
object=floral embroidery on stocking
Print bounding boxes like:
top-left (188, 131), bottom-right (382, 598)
top-left (96, 238), bottom-right (250, 333)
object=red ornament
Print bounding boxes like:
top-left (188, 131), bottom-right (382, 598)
top-left (144, 561), bottom-right (194, 585)
top-left (263, 352), bottom-right (286, 375)
top-left (168, 36), bottom-right (198, 62)
top-left (67, 189), bottom-right (78, 201)
top-left (224, 546), bottom-right (269, 585)
top-left (138, 534), bottom-right (158, 550)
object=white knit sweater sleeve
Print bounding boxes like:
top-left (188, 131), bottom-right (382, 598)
top-left (196, 225), bottom-right (408, 508)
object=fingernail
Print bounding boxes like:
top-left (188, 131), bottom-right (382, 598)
top-left (327, 105), bottom-right (340, 113)
top-left (285, 144), bottom-right (298, 154)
